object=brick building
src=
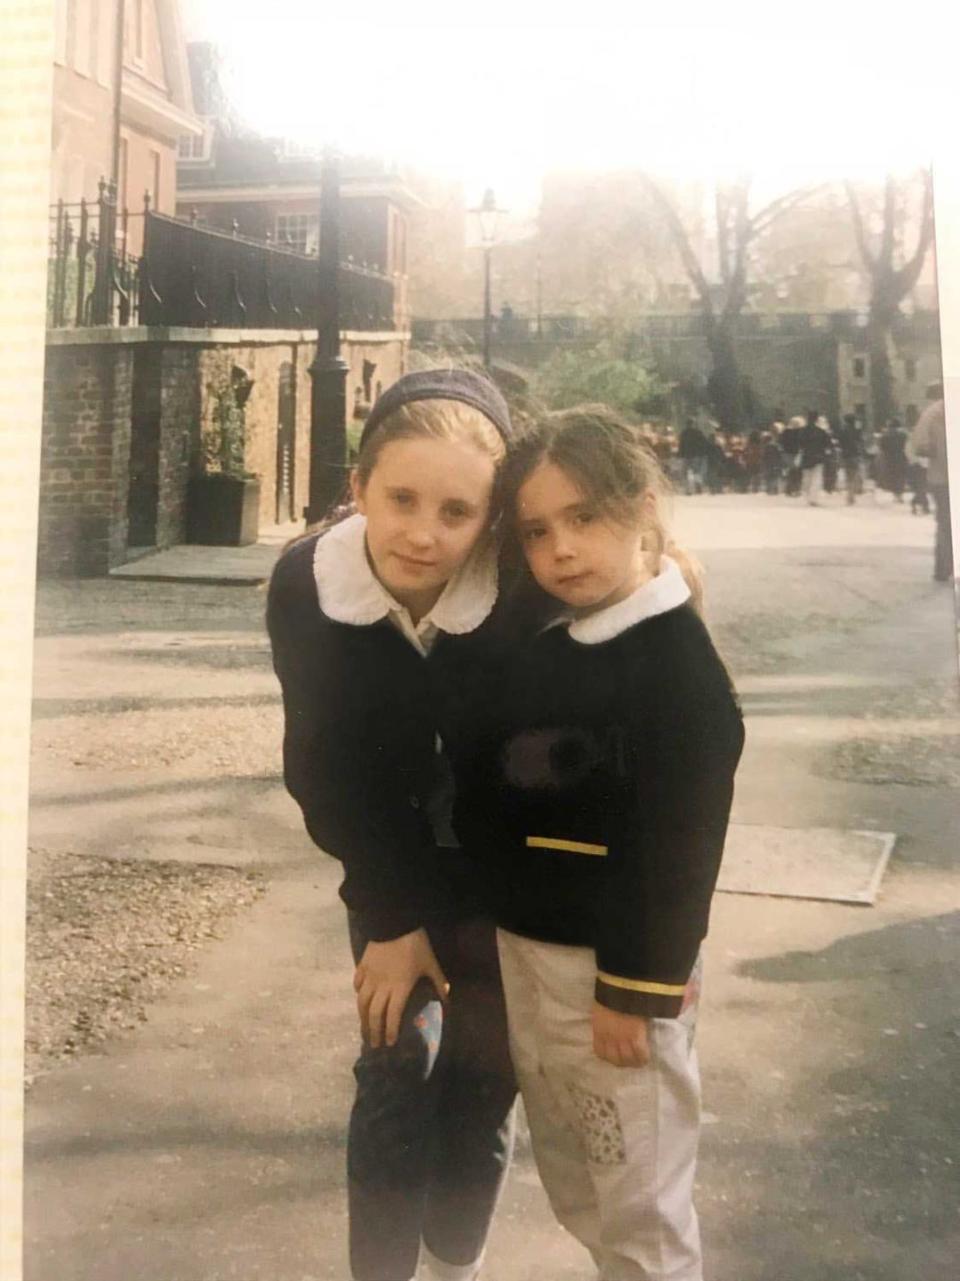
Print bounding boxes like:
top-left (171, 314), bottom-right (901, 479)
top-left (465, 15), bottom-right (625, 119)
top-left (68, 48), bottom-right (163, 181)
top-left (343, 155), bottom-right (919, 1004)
top-left (51, 0), bottom-right (202, 253)
top-left (175, 48), bottom-right (418, 333)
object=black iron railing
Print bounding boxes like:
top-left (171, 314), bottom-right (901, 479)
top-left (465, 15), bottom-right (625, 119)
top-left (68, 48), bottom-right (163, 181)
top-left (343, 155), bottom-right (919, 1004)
top-left (139, 212), bottom-right (395, 330)
top-left (48, 182), bottom-right (397, 333)
top-left (48, 180), bottom-right (143, 327)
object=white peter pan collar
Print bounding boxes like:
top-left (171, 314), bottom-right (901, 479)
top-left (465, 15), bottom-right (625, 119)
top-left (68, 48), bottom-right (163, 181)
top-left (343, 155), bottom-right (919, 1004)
top-left (312, 511), bottom-right (498, 635)
top-left (566, 555), bottom-right (691, 645)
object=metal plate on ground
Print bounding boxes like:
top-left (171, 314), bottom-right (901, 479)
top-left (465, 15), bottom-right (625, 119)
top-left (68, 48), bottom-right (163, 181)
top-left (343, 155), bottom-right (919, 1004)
top-left (717, 825), bottom-right (896, 905)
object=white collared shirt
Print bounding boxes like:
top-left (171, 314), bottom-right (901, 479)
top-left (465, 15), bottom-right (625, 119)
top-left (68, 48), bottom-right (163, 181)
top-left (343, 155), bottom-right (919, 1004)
top-left (312, 512), bottom-right (499, 656)
top-left (549, 556), bottom-right (691, 646)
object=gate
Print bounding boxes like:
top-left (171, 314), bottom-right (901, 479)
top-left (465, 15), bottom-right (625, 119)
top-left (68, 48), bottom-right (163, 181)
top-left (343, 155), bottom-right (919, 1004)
top-left (276, 362), bottom-right (296, 523)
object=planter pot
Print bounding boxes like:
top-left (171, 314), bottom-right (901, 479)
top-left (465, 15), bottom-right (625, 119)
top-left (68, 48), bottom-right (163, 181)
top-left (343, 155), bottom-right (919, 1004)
top-left (187, 475), bottom-right (260, 546)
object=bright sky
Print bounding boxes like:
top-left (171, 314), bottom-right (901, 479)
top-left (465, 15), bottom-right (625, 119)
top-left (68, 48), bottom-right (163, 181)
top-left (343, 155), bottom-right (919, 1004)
top-left (181, 1), bottom-right (951, 217)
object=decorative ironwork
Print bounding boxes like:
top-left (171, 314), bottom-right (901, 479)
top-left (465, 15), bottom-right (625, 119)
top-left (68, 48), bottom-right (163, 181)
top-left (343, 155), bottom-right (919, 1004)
top-left (47, 184), bottom-right (397, 333)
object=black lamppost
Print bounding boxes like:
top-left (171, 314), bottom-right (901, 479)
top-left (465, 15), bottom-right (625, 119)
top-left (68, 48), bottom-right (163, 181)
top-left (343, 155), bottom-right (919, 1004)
top-left (305, 155), bottom-right (350, 524)
top-left (469, 188), bottom-right (505, 368)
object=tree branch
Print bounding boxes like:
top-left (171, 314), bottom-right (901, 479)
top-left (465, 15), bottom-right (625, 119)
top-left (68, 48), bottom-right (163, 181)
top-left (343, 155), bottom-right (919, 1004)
top-left (878, 175), bottom-right (896, 270)
top-left (845, 180), bottom-right (878, 274)
top-left (748, 183), bottom-right (830, 239)
top-left (716, 187), bottom-right (731, 286)
top-left (723, 183), bottom-right (751, 319)
top-left (639, 173), bottom-right (715, 317)
top-left (891, 169), bottom-right (935, 298)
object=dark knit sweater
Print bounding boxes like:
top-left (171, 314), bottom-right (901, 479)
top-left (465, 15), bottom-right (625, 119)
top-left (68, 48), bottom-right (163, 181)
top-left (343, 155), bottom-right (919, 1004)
top-left (266, 530), bottom-right (512, 942)
top-left (445, 594), bottom-right (745, 1017)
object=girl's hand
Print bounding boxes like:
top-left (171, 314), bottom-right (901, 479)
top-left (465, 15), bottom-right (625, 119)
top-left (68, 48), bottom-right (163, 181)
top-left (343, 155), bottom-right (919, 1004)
top-left (353, 929), bottom-right (450, 1049)
top-left (591, 1001), bottom-right (650, 1067)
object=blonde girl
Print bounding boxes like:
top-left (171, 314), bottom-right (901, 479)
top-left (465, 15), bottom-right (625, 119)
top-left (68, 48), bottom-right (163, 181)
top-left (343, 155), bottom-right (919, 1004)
top-left (267, 370), bottom-right (517, 1281)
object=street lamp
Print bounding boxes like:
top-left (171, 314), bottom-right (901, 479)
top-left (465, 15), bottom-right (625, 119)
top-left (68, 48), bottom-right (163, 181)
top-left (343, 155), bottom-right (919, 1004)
top-left (305, 154), bottom-right (350, 525)
top-left (469, 188), bottom-right (505, 368)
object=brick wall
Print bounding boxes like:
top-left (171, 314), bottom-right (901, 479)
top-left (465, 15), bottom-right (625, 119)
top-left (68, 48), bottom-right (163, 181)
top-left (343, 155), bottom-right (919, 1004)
top-left (39, 341), bottom-right (134, 576)
top-left (40, 328), bottom-right (409, 575)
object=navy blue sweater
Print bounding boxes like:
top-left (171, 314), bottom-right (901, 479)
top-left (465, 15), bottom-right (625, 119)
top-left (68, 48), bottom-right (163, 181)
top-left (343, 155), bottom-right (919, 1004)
top-left (445, 599), bottom-right (745, 1017)
top-left (266, 531), bottom-right (517, 941)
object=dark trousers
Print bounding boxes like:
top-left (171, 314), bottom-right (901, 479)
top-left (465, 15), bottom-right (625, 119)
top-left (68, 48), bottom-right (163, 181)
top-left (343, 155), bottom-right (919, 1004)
top-left (932, 484), bottom-right (954, 581)
top-left (347, 914), bottom-right (517, 1281)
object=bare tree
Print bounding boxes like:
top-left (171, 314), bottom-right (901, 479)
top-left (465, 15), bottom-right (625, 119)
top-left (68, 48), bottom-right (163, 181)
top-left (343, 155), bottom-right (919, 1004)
top-left (845, 170), bottom-right (934, 428)
top-left (639, 174), bottom-right (825, 429)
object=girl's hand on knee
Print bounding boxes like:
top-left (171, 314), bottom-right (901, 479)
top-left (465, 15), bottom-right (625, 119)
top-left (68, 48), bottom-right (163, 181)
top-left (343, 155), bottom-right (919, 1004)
top-left (591, 1001), bottom-right (650, 1067)
top-left (353, 929), bottom-right (449, 1049)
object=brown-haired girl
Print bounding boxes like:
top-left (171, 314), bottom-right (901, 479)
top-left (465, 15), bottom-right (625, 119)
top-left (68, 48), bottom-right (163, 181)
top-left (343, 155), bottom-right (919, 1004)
top-left (267, 370), bottom-right (518, 1281)
top-left (446, 407), bottom-right (744, 1281)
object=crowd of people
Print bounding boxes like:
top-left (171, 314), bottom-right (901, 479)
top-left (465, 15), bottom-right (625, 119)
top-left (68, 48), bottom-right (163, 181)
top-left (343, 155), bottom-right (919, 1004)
top-left (635, 383), bottom-right (952, 583)
top-left (649, 404), bottom-right (924, 507)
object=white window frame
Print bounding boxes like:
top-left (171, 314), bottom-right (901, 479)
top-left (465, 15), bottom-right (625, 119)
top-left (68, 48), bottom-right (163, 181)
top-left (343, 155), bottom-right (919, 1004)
top-left (275, 213), bottom-right (317, 254)
top-left (178, 125), bottom-right (212, 163)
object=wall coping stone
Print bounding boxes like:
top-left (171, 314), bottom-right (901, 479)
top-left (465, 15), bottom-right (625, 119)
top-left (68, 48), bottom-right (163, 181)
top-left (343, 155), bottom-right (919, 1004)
top-left (46, 327), bottom-right (411, 348)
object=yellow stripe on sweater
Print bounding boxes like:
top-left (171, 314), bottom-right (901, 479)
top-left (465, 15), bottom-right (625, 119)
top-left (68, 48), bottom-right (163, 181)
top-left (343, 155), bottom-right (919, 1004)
top-left (526, 836), bottom-right (609, 857)
top-left (597, 972), bottom-right (687, 996)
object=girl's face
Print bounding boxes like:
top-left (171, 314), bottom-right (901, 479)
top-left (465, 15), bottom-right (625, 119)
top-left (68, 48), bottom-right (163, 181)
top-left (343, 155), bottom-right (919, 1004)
top-left (353, 435), bottom-right (496, 618)
top-left (516, 460), bottom-right (649, 614)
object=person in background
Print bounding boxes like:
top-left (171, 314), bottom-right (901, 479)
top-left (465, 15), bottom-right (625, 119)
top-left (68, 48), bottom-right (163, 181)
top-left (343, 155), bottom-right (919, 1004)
top-left (706, 431), bottom-right (727, 494)
top-left (820, 416), bottom-right (840, 496)
top-left (762, 431), bottom-right (783, 495)
top-left (779, 416), bottom-right (804, 497)
top-left (743, 428), bottom-right (765, 493)
top-left (908, 455), bottom-right (931, 515)
top-left (678, 418), bottom-right (709, 495)
top-left (836, 413), bottom-right (865, 506)
top-left (879, 417), bottom-right (909, 502)
top-left (910, 383), bottom-right (953, 582)
top-left (798, 409), bottom-right (829, 506)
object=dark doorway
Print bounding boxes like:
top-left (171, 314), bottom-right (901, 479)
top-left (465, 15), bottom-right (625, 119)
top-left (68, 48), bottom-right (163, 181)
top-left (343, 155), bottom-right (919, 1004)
top-left (127, 347), bottom-right (161, 549)
top-left (276, 361), bottom-right (296, 523)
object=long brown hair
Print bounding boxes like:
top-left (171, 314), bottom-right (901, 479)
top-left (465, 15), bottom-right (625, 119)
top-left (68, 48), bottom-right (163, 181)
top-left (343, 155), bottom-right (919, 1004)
top-left (501, 405), bottom-right (705, 613)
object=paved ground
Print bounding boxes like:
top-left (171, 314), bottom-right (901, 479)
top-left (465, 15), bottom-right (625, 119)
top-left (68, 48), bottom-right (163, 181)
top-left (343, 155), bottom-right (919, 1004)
top-left (22, 492), bottom-right (960, 1281)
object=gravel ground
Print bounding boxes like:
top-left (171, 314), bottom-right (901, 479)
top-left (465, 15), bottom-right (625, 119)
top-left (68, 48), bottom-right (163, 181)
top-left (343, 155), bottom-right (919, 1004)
top-left (25, 849), bottom-right (266, 1086)
top-left (30, 701), bottom-right (283, 775)
top-left (824, 734), bottom-right (960, 788)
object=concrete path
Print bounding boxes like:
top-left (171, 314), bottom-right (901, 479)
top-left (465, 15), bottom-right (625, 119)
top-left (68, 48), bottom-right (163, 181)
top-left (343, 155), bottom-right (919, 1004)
top-left (24, 494), bottom-right (960, 1281)
top-left (106, 491), bottom-right (934, 587)
top-left (109, 522), bottom-right (302, 585)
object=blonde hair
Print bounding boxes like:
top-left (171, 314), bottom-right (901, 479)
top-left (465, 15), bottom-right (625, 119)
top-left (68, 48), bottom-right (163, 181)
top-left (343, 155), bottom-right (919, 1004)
top-left (502, 405), bottom-right (705, 613)
top-left (355, 397), bottom-right (506, 490)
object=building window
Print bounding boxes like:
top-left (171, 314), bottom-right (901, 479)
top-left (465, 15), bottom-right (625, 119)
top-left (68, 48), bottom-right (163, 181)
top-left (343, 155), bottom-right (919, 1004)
top-left (906, 404), bottom-right (919, 427)
top-left (178, 126), bottom-right (212, 162)
top-left (905, 358), bottom-right (917, 381)
top-left (125, 0), bottom-right (144, 62)
top-left (276, 214), bottom-right (317, 254)
top-left (855, 403), bottom-right (867, 425)
top-left (279, 138), bottom-right (320, 161)
top-left (853, 357), bottom-right (866, 379)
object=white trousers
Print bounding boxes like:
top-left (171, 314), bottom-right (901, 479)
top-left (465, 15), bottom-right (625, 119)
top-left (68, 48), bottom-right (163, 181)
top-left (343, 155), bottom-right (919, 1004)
top-left (496, 931), bottom-right (703, 1281)
top-left (801, 464), bottom-right (823, 504)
